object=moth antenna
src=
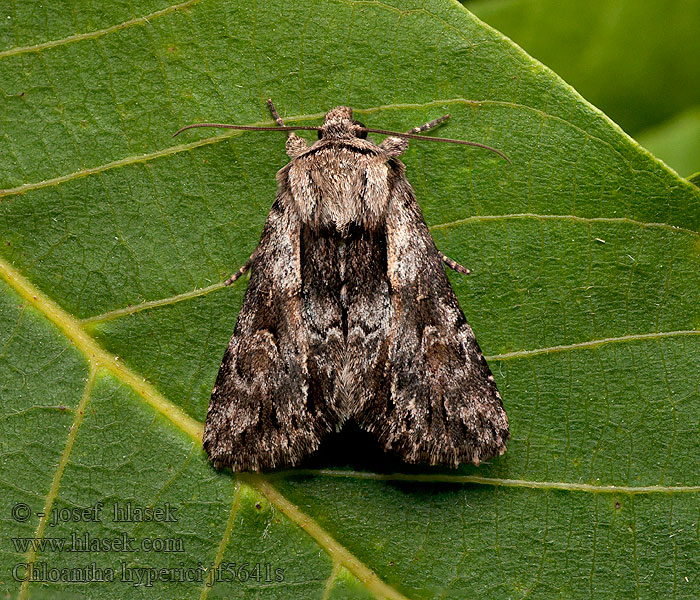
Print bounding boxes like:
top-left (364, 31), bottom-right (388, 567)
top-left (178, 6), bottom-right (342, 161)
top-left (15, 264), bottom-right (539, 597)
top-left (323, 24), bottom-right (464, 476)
top-left (172, 121), bottom-right (511, 164)
top-left (172, 123), bottom-right (321, 138)
top-left (363, 127), bottom-right (512, 164)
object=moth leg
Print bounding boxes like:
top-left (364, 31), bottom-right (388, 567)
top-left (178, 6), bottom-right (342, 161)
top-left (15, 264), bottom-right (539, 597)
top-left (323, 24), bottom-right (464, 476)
top-left (439, 251), bottom-right (470, 275)
top-left (379, 114), bottom-right (452, 157)
top-left (379, 136), bottom-right (409, 157)
top-left (266, 98), bottom-right (287, 127)
top-left (224, 254), bottom-right (255, 286)
top-left (406, 114), bottom-right (450, 135)
top-left (266, 98), bottom-right (308, 158)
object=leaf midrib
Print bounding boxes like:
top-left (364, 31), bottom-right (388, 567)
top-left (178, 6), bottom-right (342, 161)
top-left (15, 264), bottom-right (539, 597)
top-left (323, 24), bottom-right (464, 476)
top-left (0, 254), bottom-right (410, 600)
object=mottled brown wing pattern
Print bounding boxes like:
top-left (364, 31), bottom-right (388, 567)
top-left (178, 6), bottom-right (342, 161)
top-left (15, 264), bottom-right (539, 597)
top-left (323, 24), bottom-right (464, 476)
top-left (355, 168), bottom-right (510, 466)
top-left (203, 186), bottom-right (342, 470)
top-left (337, 225), bottom-right (393, 418)
top-left (202, 104), bottom-right (509, 471)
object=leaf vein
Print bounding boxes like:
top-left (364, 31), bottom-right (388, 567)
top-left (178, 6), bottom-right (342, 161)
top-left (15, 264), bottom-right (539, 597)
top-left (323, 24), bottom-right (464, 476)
top-left (244, 475), bottom-right (411, 600)
top-left (0, 0), bottom-right (203, 60)
top-left (199, 482), bottom-right (242, 600)
top-left (321, 562), bottom-right (342, 600)
top-left (6, 98), bottom-right (695, 209)
top-left (430, 213), bottom-right (700, 237)
top-left (78, 212), bottom-right (698, 325)
top-left (272, 470), bottom-right (700, 494)
top-left (487, 330), bottom-right (700, 361)
top-left (18, 365), bottom-right (97, 600)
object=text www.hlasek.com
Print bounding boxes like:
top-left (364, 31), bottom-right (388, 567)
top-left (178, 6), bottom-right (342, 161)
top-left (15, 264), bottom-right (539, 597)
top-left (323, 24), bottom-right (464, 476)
top-left (12, 532), bottom-right (183, 554)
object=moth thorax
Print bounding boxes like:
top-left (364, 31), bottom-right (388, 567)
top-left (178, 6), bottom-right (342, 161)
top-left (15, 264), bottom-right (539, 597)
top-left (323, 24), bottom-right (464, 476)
top-left (289, 152), bottom-right (390, 233)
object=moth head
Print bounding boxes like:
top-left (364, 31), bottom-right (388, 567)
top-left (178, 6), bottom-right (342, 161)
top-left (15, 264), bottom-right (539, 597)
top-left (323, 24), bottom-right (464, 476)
top-left (318, 106), bottom-right (367, 140)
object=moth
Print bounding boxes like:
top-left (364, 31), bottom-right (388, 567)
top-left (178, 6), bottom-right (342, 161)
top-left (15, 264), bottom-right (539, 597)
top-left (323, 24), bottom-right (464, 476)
top-left (176, 100), bottom-right (510, 471)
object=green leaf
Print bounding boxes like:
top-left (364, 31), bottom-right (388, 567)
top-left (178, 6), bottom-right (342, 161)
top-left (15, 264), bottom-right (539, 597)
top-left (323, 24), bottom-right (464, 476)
top-left (635, 107), bottom-right (700, 179)
top-left (1, 1), bottom-right (699, 599)
top-left (466, 0), bottom-right (700, 136)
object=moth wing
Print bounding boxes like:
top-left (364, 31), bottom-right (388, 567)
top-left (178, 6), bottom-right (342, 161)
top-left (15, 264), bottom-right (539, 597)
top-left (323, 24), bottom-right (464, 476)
top-left (203, 190), bottom-right (337, 471)
top-left (356, 175), bottom-right (509, 466)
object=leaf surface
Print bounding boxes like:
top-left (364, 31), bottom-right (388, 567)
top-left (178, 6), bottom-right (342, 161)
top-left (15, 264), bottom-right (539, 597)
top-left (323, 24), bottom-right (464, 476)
top-left (636, 107), bottom-right (700, 179)
top-left (467, 0), bottom-right (700, 136)
top-left (1, 1), bottom-right (700, 598)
